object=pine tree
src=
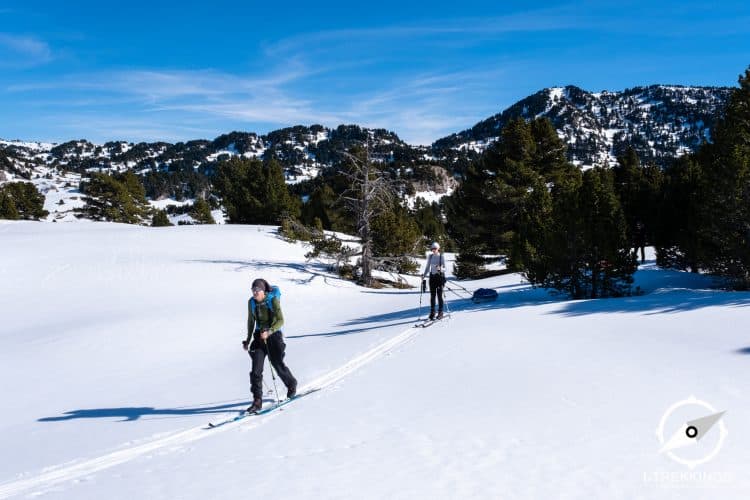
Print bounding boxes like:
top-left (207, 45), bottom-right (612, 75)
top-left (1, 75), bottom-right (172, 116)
top-left (305, 232), bottom-right (358, 275)
top-left (523, 171), bottom-right (584, 296)
top-left (191, 198), bottom-right (215, 224)
top-left (79, 172), bottom-right (150, 224)
top-left (445, 162), bottom-right (495, 278)
top-left (524, 168), bottom-right (637, 298)
top-left (412, 198), bottom-right (447, 246)
top-left (151, 209), bottom-right (173, 227)
top-left (612, 147), bottom-right (662, 263)
top-left (372, 202), bottom-right (422, 258)
top-left (0, 182), bottom-right (48, 220)
top-left (528, 117), bottom-right (570, 183)
top-left (0, 190), bottom-right (20, 220)
top-left (119, 170), bottom-right (147, 202)
top-left (213, 157), bottom-right (299, 225)
top-left (301, 184), bottom-right (349, 231)
top-left (654, 154), bottom-right (708, 272)
top-left (578, 168), bottom-right (637, 298)
top-left (213, 157), bottom-right (264, 224)
top-left (699, 66), bottom-right (750, 287)
top-left (510, 174), bottom-right (554, 277)
top-left (446, 118), bottom-right (537, 277)
top-left (446, 117), bottom-right (575, 278)
top-left (639, 163), bottom-right (664, 259)
top-left (264, 158), bottom-right (300, 223)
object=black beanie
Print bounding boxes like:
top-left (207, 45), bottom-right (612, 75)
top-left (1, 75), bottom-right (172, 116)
top-left (251, 278), bottom-right (270, 292)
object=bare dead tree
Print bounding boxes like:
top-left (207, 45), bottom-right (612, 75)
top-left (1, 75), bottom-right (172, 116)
top-left (339, 141), bottom-right (395, 287)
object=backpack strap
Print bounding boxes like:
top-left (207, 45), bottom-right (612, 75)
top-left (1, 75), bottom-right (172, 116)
top-left (427, 253), bottom-right (445, 275)
top-left (250, 288), bottom-right (277, 332)
top-left (425, 253), bottom-right (433, 276)
top-left (250, 297), bottom-right (274, 333)
top-left (265, 295), bottom-right (275, 329)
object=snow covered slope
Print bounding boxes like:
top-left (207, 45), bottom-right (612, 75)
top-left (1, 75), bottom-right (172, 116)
top-left (0, 222), bottom-right (748, 499)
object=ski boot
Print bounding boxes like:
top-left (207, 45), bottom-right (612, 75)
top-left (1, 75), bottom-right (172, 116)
top-left (247, 398), bottom-right (262, 413)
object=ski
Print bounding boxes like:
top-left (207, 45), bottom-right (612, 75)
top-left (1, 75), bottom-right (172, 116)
top-left (205, 388), bottom-right (320, 429)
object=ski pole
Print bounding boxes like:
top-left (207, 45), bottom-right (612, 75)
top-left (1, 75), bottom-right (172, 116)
top-left (444, 283), bottom-right (467, 300)
top-left (263, 337), bottom-right (281, 404)
top-left (449, 280), bottom-right (473, 296)
top-left (418, 277), bottom-right (425, 320)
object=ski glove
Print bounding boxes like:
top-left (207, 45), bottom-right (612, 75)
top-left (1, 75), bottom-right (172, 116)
top-left (242, 340), bottom-right (249, 350)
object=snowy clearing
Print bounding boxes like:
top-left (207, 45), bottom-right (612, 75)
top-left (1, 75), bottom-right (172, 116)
top-left (1, 222), bottom-right (749, 499)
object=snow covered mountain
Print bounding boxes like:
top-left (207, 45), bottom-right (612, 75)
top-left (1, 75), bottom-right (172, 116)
top-left (1, 85), bottom-right (730, 181)
top-left (0, 126), bottom-right (442, 221)
top-left (433, 85), bottom-right (732, 168)
top-left (0, 125), bottom-right (429, 186)
top-left (0, 84), bottom-right (732, 222)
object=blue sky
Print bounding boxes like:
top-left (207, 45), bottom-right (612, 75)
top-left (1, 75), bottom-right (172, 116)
top-left (1, 0), bottom-right (749, 145)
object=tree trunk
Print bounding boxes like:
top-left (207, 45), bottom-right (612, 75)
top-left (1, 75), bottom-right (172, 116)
top-left (361, 222), bottom-right (373, 287)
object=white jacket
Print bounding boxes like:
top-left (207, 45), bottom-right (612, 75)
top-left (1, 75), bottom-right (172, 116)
top-left (422, 252), bottom-right (445, 277)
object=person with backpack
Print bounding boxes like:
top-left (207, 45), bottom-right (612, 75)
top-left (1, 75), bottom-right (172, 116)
top-left (422, 242), bottom-right (446, 320)
top-left (241, 278), bottom-right (297, 413)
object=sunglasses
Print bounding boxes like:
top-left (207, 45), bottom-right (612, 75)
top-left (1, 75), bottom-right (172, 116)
top-left (252, 287), bottom-right (264, 293)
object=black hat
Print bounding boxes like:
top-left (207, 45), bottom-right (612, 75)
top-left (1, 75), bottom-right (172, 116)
top-left (251, 278), bottom-right (271, 292)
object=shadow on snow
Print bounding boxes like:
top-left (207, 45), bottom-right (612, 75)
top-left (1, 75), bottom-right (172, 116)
top-left (191, 258), bottom-right (750, 325)
top-left (36, 398), bottom-right (267, 423)
top-left (186, 259), bottom-right (350, 287)
top-left (327, 279), bottom-right (750, 327)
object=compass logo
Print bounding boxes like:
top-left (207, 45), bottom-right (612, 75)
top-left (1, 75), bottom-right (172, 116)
top-left (656, 396), bottom-right (728, 469)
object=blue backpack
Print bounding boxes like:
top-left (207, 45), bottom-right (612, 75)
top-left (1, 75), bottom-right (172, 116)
top-left (250, 285), bottom-right (281, 318)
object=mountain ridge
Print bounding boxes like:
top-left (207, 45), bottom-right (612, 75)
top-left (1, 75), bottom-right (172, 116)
top-left (1, 83), bottom-right (731, 176)
top-left (433, 84), bottom-right (732, 167)
top-left (0, 83), bottom-right (733, 221)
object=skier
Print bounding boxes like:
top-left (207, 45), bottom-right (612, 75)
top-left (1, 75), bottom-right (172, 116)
top-left (241, 278), bottom-right (297, 413)
top-left (422, 242), bottom-right (446, 320)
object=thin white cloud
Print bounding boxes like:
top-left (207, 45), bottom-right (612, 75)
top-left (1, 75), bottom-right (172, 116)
top-left (131, 64), bottom-right (510, 144)
top-left (0, 33), bottom-right (53, 67)
top-left (157, 99), bottom-right (346, 128)
top-left (8, 63), bottom-right (312, 98)
top-left (265, 10), bottom-right (582, 56)
top-left (332, 66), bottom-right (515, 143)
top-left (6, 61), bottom-right (519, 144)
top-left (9, 5), bottom-right (667, 144)
top-left (263, 3), bottom-right (750, 62)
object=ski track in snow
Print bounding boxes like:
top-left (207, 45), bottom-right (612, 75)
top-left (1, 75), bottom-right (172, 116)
top-left (0, 322), bottom-right (429, 499)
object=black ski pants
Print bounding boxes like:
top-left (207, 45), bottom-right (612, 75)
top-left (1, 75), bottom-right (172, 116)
top-left (429, 273), bottom-right (445, 313)
top-left (249, 331), bottom-right (297, 400)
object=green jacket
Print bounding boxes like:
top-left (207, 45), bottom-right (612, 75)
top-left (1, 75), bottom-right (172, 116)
top-left (246, 296), bottom-right (284, 343)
